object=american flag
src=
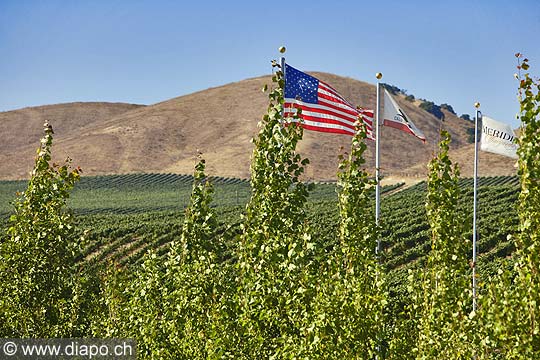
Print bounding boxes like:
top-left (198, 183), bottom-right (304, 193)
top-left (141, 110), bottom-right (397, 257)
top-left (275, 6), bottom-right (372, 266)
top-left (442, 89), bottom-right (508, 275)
top-left (283, 64), bottom-right (374, 139)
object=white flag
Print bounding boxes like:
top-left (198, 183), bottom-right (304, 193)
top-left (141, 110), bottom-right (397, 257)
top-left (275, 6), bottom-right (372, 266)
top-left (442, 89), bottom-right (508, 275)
top-left (480, 116), bottom-right (518, 159)
top-left (383, 90), bottom-right (426, 142)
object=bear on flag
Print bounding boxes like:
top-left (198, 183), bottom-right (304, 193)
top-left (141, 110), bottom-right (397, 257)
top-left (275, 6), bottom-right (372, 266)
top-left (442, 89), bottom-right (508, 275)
top-left (383, 89), bottom-right (426, 142)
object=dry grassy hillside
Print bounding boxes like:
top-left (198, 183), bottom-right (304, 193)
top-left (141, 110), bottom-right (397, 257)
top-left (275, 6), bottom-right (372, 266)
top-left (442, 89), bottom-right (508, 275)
top-left (1, 102), bottom-right (144, 152)
top-left (0, 73), bottom-right (515, 180)
top-left (401, 143), bottom-right (517, 179)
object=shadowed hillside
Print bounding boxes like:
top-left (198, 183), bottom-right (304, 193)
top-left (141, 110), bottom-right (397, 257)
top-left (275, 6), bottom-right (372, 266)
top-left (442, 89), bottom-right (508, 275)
top-left (0, 73), bottom-right (516, 180)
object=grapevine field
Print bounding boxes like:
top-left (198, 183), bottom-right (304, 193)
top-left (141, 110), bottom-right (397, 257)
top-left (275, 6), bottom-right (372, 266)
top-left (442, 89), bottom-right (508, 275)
top-left (0, 173), bottom-right (519, 297)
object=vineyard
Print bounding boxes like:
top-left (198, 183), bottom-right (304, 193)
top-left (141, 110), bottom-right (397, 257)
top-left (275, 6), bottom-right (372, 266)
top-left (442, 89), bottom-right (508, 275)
top-left (0, 170), bottom-right (522, 357)
top-left (0, 174), bottom-right (519, 288)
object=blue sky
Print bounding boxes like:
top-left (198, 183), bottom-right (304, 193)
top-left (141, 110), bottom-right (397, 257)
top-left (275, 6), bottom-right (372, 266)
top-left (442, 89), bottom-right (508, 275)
top-left (1, 0), bottom-right (538, 127)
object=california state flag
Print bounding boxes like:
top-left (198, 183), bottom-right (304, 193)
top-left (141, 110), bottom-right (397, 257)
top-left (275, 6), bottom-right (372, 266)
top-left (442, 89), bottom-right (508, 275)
top-left (383, 89), bottom-right (426, 142)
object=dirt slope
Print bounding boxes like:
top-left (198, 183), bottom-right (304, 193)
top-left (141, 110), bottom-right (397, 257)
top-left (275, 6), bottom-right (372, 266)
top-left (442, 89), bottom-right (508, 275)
top-left (0, 73), bottom-right (513, 180)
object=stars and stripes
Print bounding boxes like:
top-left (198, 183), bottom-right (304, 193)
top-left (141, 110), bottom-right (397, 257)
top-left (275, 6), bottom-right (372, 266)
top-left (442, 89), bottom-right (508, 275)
top-left (283, 64), bottom-right (375, 139)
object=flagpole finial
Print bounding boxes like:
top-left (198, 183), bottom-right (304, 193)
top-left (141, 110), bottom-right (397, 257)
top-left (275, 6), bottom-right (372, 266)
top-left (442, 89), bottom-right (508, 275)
top-left (474, 102), bottom-right (481, 108)
top-left (279, 46), bottom-right (286, 54)
top-left (375, 72), bottom-right (383, 80)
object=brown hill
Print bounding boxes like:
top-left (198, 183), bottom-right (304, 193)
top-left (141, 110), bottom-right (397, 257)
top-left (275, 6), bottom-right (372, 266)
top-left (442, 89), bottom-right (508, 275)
top-left (1, 101), bottom-right (144, 154)
top-left (0, 73), bottom-right (515, 180)
top-left (400, 143), bottom-right (517, 179)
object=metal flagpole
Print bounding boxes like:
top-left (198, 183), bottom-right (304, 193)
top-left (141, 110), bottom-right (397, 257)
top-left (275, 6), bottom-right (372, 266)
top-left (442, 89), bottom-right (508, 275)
top-left (375, 72), bottom-right (383, 255)
top-left (472, 102), bottom-right (481, 312)
top-left (280, 47), bottom-right (286, 119)
top-left (374, 73), bottom-right (383, 360)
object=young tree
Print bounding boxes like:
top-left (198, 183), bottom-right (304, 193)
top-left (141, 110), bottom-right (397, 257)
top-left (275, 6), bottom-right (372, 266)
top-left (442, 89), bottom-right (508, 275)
top-left (413, 130), bottom-right (473, 359)
top-left (103, 157), bottom-right (226, 359)
top-left (309, 122), bottom-right (385, 358)
top-left (480, 54), bottom-right (540, 359)
top-left (163, 157), bottom-right (229, 358)
top-left (0, 121), bottom-right (82, 337)
top-left (235, 60), bottom-right (314, 357)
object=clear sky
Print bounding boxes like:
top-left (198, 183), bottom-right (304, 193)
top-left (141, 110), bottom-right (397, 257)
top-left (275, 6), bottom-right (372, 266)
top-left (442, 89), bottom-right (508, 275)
top-left (1, 0), bottom-right (539, 127)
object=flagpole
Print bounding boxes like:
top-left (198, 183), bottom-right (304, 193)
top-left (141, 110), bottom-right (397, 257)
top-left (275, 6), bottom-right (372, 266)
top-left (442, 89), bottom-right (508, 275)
top-left (472, 101), bottom-right (480, 312)
top-left (280, 46), bottom-right (286, 119)
top-left (375, 72), bottom-right (382, 255)
top-left (280, 55), bottom-right (286, 83)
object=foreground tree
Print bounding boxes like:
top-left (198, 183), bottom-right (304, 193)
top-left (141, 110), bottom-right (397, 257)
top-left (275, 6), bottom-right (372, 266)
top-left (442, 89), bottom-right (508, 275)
top-left (412, 130), bottom-right (473, 359)
top-left (309, 122), bottom-right (385, 358)
top-left (99, 157), bottom-right (226, 359)
top-left (479, 54), bottom-right (540, 359)
top-left (162, 157), bottom-right (229, 358)
top-left (0, 121), bottom-right (82, 337)
top-left (235, 60), bottom-right (315, 357)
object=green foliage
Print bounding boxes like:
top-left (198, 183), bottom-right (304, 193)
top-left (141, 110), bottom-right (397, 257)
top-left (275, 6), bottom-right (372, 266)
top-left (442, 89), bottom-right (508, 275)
top-left (177, 157), bottom-right (220, 260)
top-left (411, 130), bottom-right (473, 359)
top-left (0, 121), bottom-right (83, 337)
top-left (479, 54), bottom-right (540, 359)
top-left (122, 251), bottom-right (170, 358)
top-left (382, 83), bottom-right (403, 95)
top-left (309, 123), bottom-right (385, 358)
top-left (466, 126), bottom-right (478, 144)
top-left (405, 94), bottom-right (415, 102)
top-left (235, 60), bottom-right (316, 357)
top-left (3, 57), bottom-right (536, 358)
top-left (515, 55), bottom-right (540, 272)
top-left (419, 100), bottom-right (445, 120)
top-left (460, 114), bottom-right (472, 121)
top-left (161, 156), bottom-right (230, 358)
top-left (440, 103), bottom-right (456, 115)
top-left (99, 157), bottom-right (231, 359)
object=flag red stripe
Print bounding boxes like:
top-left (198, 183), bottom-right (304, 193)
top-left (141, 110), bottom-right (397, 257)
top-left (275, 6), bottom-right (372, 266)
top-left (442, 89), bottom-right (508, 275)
top-left (318, 80), bottom-right (338, 93)
top-left (285, 102), bottom-right (373, 129)
top-left (318, 98), bottom-right (359, 117)
top-left (284, 112), bottom-right (356, 130)
top-left (301, 123), bottom-right (355, 135)
top-left (286, 102), bottom-right (358, 124)
top-left (284, 110), bottom-right (375, 139)
top-left (384, 119), bottom-right (426, 142)
top-left (285, 117), bottom-right (371, 135)
top-left (318, 82), bottom-right (349, 102)
top-left (360, 110), bottom-right (374, 118)
top-left (285, 113), bottom-right (375, 140)
top-left (318, 91), bottom-right (351, 108)
top-left (302, 123), bottom-right (375, 140)
top-left (317, 97), bottom-right (361, 117)
top-left (285, 99), bottom-right (359, 121)
top-left (318, 81), bottom-right (354, 107)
